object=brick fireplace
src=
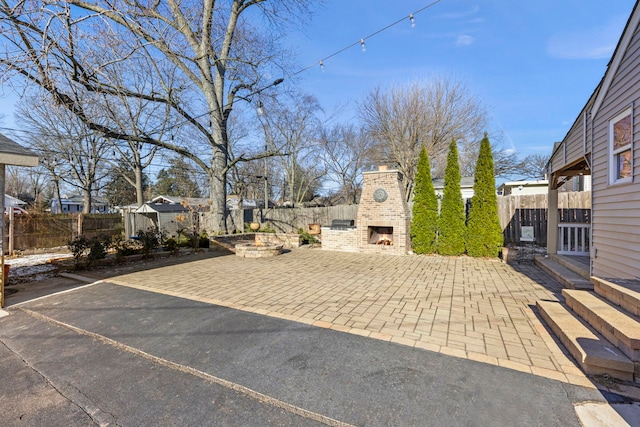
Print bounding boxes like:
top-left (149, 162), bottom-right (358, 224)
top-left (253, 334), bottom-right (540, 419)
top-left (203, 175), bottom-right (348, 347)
top-left (356, 168), bottom-right (411, 254)
top-left (321, 167), bottom-right (411, 255)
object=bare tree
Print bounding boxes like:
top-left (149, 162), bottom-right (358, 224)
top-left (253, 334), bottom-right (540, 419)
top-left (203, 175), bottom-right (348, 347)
top-left (5, 166), bottom-right (30, 198)
top-left (226, 113), bottom-right (267, 206)
top-left (17, 96), bottom-right (110, 213)
top-left (259, 93), bottom-right (324, 205)
top-left (319, 123), bottom-right (373, 204)
top-left (38, 156), bottom-right (66, 214)
top-left (98, 62), bottom-right (164, 207)
top-left (520, 153), bottom-right (551, 179)
top-left (359, 75), bottom-right (487, 196)
top-left (458, 135), bottom-right (525, 179)
top-left (0, 0), bottom-right (313, 231)
top-left (4, 165), bottom-right (49, 210)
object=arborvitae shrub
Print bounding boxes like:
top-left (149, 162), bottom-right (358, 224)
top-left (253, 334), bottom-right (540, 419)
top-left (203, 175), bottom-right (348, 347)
top-left (411, 147), bottom-right (439, 254)
top-left (467, 134), bottom-right (503, 257)
top-left (438, 139), bottom-right (466, 255)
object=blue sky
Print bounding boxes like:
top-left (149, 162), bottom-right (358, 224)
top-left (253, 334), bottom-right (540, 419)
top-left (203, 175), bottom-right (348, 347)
top-left (284, 0), bottom-right (637, 159)
top-left (0, 0), bottom-right (636, 164)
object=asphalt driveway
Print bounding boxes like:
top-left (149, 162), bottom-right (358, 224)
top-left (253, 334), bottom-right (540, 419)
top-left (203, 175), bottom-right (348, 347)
top-left (0, 279), bottom-right (616, 426)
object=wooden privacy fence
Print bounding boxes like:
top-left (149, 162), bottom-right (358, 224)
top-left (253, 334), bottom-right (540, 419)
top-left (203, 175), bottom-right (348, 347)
top-left (256, 205), bottom-right (359, 233)
top-left (200, 205), bottom-right (360, 234)
top-left (0, 192), bottom-right (589, 252)
top-left (3, 213), bottom-right (123, 253)
top-left (498, 192), bottom-right (591, 245)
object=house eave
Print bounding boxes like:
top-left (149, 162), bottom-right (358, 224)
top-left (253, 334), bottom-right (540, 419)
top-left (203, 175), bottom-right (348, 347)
top-left (0, 152), bottom-right (39, 167)
top-left (591, 1), bottom-right (640, 117)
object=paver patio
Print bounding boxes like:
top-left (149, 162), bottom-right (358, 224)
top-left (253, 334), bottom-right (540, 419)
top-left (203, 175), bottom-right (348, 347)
top-left (99, 248), bottom-right (593, 388)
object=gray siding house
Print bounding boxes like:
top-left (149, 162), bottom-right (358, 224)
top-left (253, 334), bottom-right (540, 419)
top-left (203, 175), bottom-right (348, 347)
top-left (548, 1), bottom-right (640, 280)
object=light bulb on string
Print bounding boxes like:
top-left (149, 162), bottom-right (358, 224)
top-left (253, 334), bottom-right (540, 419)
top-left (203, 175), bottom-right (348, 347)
top-left (409, 13), bottom-right (415, 28)
top-left (360, 38), bottom-right (366, 53)
top-left (319, 60), bottom-right (325, 72)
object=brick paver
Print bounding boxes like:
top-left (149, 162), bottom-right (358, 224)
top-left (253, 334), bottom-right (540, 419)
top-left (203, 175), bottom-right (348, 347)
top-left (103, 248), bottom-right (592, 387)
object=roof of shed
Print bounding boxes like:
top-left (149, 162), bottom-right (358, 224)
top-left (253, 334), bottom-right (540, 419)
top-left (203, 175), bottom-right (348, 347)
top-left (136, 203), bottom-right (190, 214)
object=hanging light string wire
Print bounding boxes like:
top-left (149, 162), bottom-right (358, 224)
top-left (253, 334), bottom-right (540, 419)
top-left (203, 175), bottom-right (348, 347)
top-left (292, 0), bottom-right (442, 76)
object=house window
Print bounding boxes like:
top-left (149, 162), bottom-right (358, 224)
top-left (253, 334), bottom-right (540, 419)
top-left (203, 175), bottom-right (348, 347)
top-left (610, 109), bottom-right (632, 183)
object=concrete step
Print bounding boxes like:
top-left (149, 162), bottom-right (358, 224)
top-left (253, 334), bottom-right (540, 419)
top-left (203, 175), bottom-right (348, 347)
top-left (549, 254), bottom-right (590, 280)
top-left (563, 289), bottom-right (640, 364)
top-left (534, 255), bottom-right (592, 290)
top-left (537, 300), bottom-right (634, 382)
top-left (592, 277), bottom-right (640, 317)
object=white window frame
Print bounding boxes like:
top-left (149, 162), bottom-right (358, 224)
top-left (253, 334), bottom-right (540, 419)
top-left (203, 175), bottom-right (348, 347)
top-left (609, 108), bottom-right (633, 184)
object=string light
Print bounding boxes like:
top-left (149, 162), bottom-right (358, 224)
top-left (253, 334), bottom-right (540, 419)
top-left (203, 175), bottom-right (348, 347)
top-left (360, 38), bottom-right (366, 53)
top-left (295, 0), bottom-right (441, 76)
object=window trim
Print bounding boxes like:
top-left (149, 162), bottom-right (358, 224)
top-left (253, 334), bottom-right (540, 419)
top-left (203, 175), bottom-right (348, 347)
top-left (609, 107), bottom-right (633, 185)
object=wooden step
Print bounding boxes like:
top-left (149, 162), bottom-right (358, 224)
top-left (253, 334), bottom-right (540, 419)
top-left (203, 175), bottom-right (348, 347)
top-left (534, 256), bottom-right (592, 289)
top-left (537, 300), bottom-right (634, 381)
top-left (563, 289), bottom-right (640, 363)
top-left (592, 277), bottom-right (640, 317)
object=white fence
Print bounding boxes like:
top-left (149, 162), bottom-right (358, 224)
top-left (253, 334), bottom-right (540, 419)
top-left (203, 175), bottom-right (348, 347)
top-left (557, 223), bottom-right (590, 255)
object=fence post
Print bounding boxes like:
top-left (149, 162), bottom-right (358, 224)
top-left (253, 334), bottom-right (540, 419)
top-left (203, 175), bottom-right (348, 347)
top-left (8, 205), bottom-right (13, 254)
top-left (73, 213), bottom-right (84, 238)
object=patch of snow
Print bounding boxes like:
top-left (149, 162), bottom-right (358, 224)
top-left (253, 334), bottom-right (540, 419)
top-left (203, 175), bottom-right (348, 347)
top-left (5, 253), bottom-right (72, 268)
top-left (4, 253), bottom-right (72, 280)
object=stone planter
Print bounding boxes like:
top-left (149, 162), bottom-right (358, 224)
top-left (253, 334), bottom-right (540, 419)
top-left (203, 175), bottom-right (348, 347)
top-left (234, 242), bottom-right (282, 258)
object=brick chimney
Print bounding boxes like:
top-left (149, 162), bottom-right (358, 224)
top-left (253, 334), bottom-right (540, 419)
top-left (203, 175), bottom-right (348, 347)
top-left (356, 168), bottom-right (411, 254)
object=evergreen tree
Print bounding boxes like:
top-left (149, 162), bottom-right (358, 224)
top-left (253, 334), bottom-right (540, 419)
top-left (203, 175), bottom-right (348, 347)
top-left (154, 157), bottom-right (202, 198)
top-left (103, 165), bottom-right (150, 207)
top-left (411, 147), bottom-right (439, 254)
top-left (438, 139), bottom-right (466, 255)
top-left (467, 134), bottom-right (503, 257)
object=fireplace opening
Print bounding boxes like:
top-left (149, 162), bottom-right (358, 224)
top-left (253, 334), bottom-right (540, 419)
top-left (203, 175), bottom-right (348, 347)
top-left (368, 226), bottom-right (393, 245)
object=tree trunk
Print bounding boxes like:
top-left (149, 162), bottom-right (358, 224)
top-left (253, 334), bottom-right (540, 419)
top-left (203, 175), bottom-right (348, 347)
top-left (54, 176), bottom-right (63, 214)
top-left (209, 157), bottom-right (227, 234)
top-left (135, 166), bottom-right (144, 207)
top-left (83, 188), bottom-right (92, 214)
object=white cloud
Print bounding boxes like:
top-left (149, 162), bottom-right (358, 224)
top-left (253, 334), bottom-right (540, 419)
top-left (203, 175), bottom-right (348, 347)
top-left (456, 35), bottom-right (474, 46)
top-left (547, 15), bottom-right (626, 59)
top-left (441, 6), bottom-right (480, 20)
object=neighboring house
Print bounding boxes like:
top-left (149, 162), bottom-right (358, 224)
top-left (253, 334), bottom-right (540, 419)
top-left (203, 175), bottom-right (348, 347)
top-left (432, 177), bottom-right (475, 201)
top-left (498, 177), bottom-right (590, 196)
top-left (498, 180), bottom-right (549, 196)
top-left (50, 195), bottom-right (109, 214)
top-left (547, 1), bottom-right (640, 279)
top-left (4, 194), bottom-right (28, 214)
